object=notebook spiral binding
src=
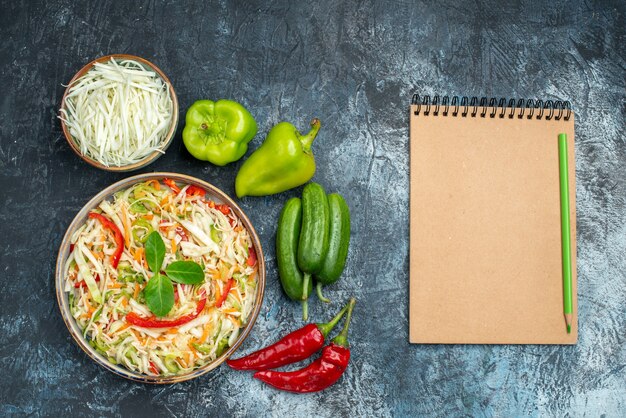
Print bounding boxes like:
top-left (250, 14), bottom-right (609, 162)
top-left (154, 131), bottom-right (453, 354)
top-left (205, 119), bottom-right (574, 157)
top-left (411, 94), bottom-right (572, 121)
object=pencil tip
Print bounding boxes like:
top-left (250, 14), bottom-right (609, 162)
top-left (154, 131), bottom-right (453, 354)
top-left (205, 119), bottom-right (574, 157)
top-left (567, 324), bottom-right (571, 334)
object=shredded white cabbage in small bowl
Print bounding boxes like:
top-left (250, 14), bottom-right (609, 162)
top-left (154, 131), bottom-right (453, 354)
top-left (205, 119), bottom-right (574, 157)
top-left (59, 58), bottom-right (174, 167)
top-left (63, 179), bottom-right (258, 376)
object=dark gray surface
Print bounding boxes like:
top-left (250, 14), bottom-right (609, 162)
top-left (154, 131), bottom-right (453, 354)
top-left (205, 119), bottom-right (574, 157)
top-left (1, 0), bottom-right (625, 416)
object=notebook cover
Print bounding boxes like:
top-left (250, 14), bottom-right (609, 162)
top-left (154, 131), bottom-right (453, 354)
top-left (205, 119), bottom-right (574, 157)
top-left (409, 105), bottom-right (577, 344)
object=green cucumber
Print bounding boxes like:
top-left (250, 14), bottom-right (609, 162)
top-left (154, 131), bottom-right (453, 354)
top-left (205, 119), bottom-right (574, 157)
top-left (276, 197), bottom-right (313, 320)
top-left (297, 182), bottom-right (330, 274)
top-left (316, 193), bottom-right (351, 285)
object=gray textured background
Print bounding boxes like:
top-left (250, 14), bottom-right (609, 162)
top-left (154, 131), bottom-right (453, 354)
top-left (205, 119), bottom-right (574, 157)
top-left (1, 0), bottom-right (625, 416)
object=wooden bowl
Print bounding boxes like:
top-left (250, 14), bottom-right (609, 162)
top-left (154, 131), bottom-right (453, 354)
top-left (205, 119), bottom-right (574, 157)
top-left (59, 54), bottom-right (179, 172)
top-left (55, 173), bottom-right (266, 383)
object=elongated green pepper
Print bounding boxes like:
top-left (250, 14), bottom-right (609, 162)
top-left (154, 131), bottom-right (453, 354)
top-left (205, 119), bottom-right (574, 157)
top-left (183, 99), bottom-right (258, 166)
top-left (235, 119), bottom-right (321, 197)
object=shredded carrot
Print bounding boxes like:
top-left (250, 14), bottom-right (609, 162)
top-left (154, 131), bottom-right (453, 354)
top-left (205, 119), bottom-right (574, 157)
top-left (233, 289), bottom-right (242, 304)
top-left (213, 282), bottom-right (221, 307)
top-left (93, 251), bottom-right (104, 260)
top-left (108, 282), bottom-right (123, 289)
top-left (83, 297), bottom-right (93, 313)
top-left (234, 226), bottom-right (242, 232)
top-left (116, 323), bottom-right (131, 333)
top-left (166, 327), bottom-right (179, 334)
top-left (133, 247), bottom-right (148, 268)
top-left (160, 196), bottom-right (170, 206)
top-left (171, 238), bottom-right (177, 254)
top-left (133, 247), bottom-right (143, 264)
top-left (229, 317), bottom-right (241, 328)
top-left (179, 356), bottom-right (189, 369)
top-left (121, 205), bottom-right (131, 248)
top-left (131, 329), bottom-right (145, 344)
top-left (148, 179), bottom-right (161, 190)
top-left (200, 322), bottom-right (213, 343)
top-left (133, 283), bottom-right (141, 300)
top-left (222, 308), bottom-right (238, 314)
top-left (143, 213), bottom-right (154, 220)
top-left (121, 298), bottom-right (129, 308)
top-left (188, 339), bottom-right (198, 352)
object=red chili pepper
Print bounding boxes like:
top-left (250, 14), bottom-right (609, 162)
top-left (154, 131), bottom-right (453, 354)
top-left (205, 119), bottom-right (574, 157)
top-left (216, 279), bottom-right (235, 308)
top-left (88, 213), bottom-right (124, 268)
top-left (226, 302), bottom-right (349, 371)
top-left (185, 185), bottom-right (205, 197)
top-left (163, 178), bottom-right (181, 194)
top-left (216, 204), bottom-right (230, 215)
top-left (70, 244), bottom-right (75, 252)
top-left (253, 298), bottom-right (356, 393)
top-left (74, 274), bottom-right (101, 289)
top-left (149, 361), bottom-right (159, 375)
top-left (175, 226), bottom-right (189, 242)
top-left (125, 294), bottom-right (207, 328)
top-left (246, 246), bottom-right (257, 266)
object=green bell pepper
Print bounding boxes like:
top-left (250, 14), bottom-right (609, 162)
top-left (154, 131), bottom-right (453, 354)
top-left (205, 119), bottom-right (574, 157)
top-left (182, 99), bottom-right (257, 166)
top-left (235, 118), bottom-right (321, 197)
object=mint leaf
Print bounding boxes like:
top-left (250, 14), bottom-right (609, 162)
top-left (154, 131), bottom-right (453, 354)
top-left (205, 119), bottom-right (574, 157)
top-left (144, 273), bottom-right (174, 317)
top-left (145, 231), bottom-right (165, 273)
top-left (165, 261), bottom-right (205, 285)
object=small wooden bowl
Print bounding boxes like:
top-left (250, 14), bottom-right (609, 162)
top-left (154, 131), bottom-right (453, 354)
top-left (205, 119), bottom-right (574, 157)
top-left (59, 54), bottom-right (179, 172)
top-left (55, 173), bottom-right (266, 383)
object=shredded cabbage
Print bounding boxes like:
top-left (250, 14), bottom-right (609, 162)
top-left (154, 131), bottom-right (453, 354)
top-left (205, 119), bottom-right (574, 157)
top-left (59, 58), bottom-right (174, 167)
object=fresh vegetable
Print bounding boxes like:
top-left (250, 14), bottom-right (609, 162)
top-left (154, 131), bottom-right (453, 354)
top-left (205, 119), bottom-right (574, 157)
top-left (235, 118), bottom-right (321, 197)
top-left (315, 193), bottom-right (351, 302)
top-left (254, 298), bottom-right (356, 393)
top-left (297, 182), bottom-right (330, 275)
top-left (88, 212), bottom-right (124, 268)
top-left (59, 58), bottom-right (174, 167)
top-left (226, 301), bottom-right (349, 371)
top-left (182, 99), bottom-right (257, 166)
top-left (276, 197), bottom-right (312, 320)
top-left (163, 178), bottom-right (181, 194)
top-left (64, 179), bottom-right (259, 376)
top-left (125, 294), bottom-right (207, 328)
top-left (216, 278), bottom-right (235, 308)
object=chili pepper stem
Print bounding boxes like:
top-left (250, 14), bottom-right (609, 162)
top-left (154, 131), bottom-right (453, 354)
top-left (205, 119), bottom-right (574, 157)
top-left (316, 283), bottom-right (331, 303)
top-left (298, 118), bottom-right (321, 153)
top-left (332, 298), bottom-right (356, 348)
top-left (316, 301), bottom-right (350, 338)
top-left (302, 273), bottom-right (311, 321)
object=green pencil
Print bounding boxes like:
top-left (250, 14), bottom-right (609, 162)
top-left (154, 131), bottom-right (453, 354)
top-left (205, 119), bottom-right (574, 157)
top-left (558, 133), bottom-right (573, 333)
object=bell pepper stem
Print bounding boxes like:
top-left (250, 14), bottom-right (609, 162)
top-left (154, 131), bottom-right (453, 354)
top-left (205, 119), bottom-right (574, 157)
top-left (332, 298), bottom-right (356, 348)
top-left (316, 300), bottom-right (350, 338)
top-left (316, 282), bottom-right (331, 303)
top-left (298, 118), bottom-right (321, 153)
top-left (302, 273), bottom-right (311, 321)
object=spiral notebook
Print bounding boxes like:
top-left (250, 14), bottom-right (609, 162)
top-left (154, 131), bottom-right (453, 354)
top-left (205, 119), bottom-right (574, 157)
top-left (409, 95), bottom-right (577, 344)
